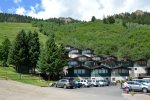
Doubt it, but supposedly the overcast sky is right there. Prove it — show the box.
[0,0,150,21]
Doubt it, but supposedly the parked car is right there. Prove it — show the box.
[89,80,99,87]
[123,81,150,93]
[102,80,109,86]
[97,80,108,86]
[78,79,91,87]
[72,80,82,88]
[55,79,74,89]
[91,80,99,87]
[133,79,150,86]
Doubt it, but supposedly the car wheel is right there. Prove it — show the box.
[82,84,86,88]
[142,88,148,93]
[63,85,67,89]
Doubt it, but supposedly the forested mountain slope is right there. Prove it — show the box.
[0,12,150,61]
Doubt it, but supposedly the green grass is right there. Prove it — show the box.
[0,67,50,86]
[0,22,47,44]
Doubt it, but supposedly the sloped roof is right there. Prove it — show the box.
[91,65,111,69]
[111,65,130,69]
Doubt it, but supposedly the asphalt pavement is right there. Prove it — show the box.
[1,79,149,100]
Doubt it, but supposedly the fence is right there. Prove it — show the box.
[0,71,42,81]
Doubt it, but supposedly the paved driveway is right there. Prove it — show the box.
[0,79,149,100]
[53,85,127,100]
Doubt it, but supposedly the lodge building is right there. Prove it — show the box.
[64,45,150,82]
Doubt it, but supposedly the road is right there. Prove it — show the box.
[0,79,149,100]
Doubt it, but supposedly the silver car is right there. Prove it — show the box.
[133,79,150,86]
[55,79,74,89]
[97,80,108,86]
[123,81,150,93]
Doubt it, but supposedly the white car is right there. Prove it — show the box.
[89,80,99,87]
[78,80,91,87]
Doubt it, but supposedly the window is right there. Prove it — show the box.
[112,78,115,81]
[82,50,92,54]
[78,69,81,74]
[61,80,67,82]
[95,70,98,74]
[118,69,122,73]
[85,61,94,66]
[102,69,105,73]
[122,69,125,73]
[68,61,78,66]
[78,57,87,61]
[127,82,134,84]
[105,69,108,73]
[92,57,100,61]
[69,50,79,54]
[74,69,85,74]
[81,69,85,74]
[98,69,102,73]
[74,69,77,74]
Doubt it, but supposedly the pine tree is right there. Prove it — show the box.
[37,33,57,79]
[8,30,28,73]
[0,37,11,67]
[54,44,67,78]
[107,16,115,24]
[28,31,40,73]
[91,16,96,22]
[103,17,107,24]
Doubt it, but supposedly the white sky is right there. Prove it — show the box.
[15,0,150,21]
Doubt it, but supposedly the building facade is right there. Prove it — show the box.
[64,45,150,81]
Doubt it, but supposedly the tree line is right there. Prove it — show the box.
[0,30,66,80]
[0,13,79,24]
[0,13,42,23]
[114,10,150,25]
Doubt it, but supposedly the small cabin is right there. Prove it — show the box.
[101,59,117,68]
[106,55,117,60]
[111,66,129,81]
[68,59,79,67]
[91,65,111,80]
[77,55,89,61]
[64,45,74,52]
[68,48,81,58]
[84,60,96,68]
[82,48,94,57]
[134,59,147,67]
[117,59,133,68]
[91,55,104,62]
[66,66,91,77]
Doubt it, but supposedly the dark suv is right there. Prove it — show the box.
[55,79,75,89]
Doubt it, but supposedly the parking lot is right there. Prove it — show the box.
[0,79,150,100]
[53,85,127,100]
